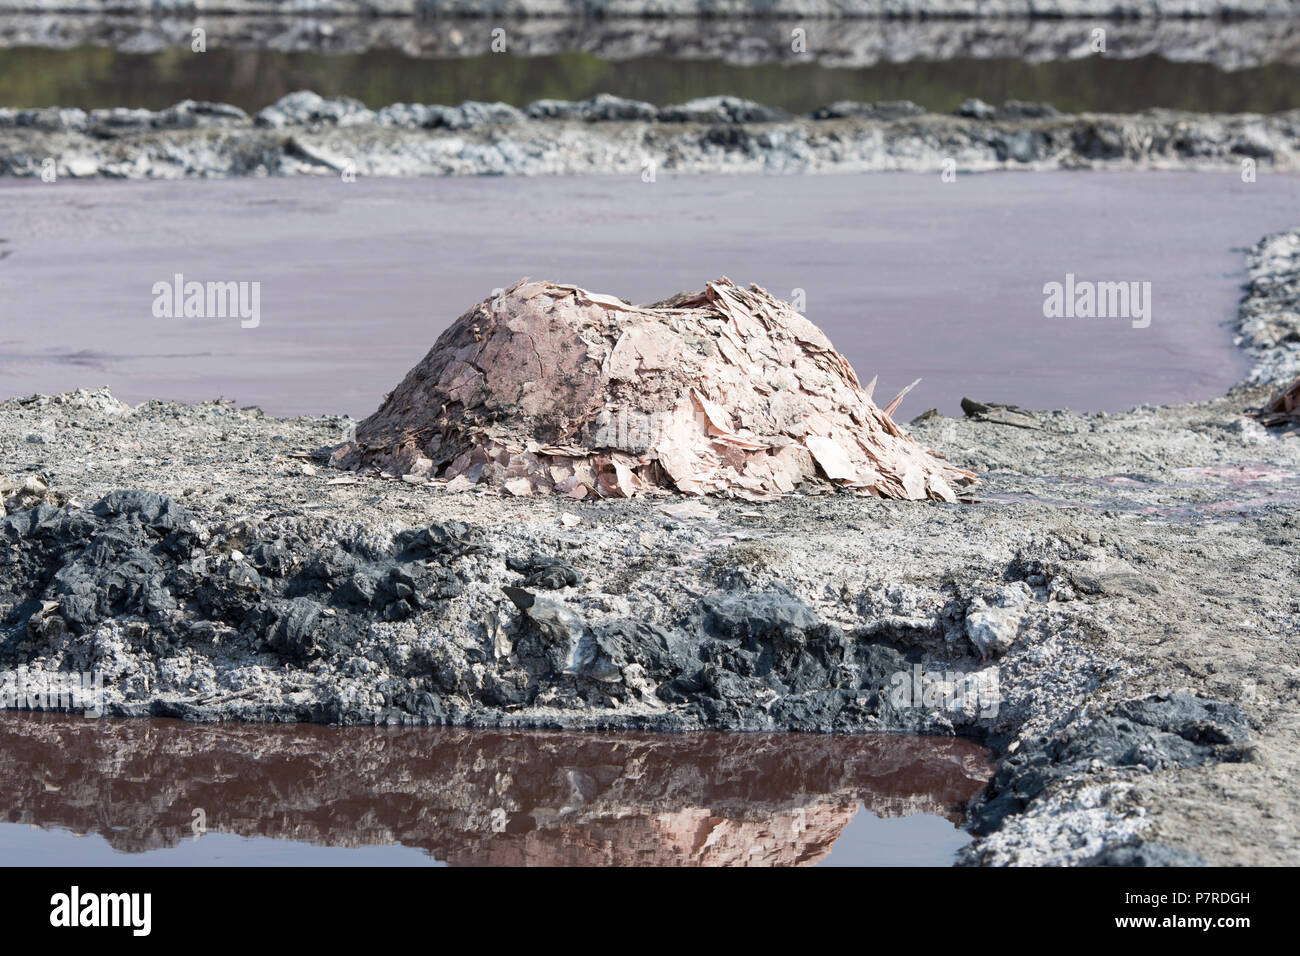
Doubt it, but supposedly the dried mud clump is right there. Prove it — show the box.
[333,278,975,502]
[1258,374,1300,427]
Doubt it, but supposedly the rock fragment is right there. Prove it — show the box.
[811,100,925,121]
[961,397,1044,430]
[2,474,51,514]
[964,583,1032,659]
[955,98,996,120]
[1256,374,1300,426]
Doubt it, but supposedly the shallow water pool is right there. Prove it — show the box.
[0,712,993,866]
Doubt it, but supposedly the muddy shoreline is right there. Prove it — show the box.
[3,229,1300,864]
[4,385,1295,865]
[3,91,1298,178]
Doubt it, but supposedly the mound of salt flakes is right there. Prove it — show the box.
[333,278,977,502]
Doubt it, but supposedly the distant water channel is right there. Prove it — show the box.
[3,48,1300,115]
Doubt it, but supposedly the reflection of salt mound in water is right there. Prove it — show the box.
[335,278,975,502]
[487,803,862,867]
[0,714,992,866]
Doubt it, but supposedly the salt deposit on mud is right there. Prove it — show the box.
[3,376,1297,866]
[3,91,1298,179]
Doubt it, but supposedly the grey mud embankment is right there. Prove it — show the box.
[3,15,1300,69]
[0,0,1295,15]
[3,231,1300,865]
[3,90,1298,178]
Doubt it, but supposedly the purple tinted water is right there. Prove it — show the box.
[1,171,1296,419]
